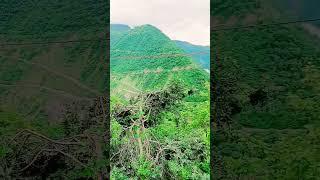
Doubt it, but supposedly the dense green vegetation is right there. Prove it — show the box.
[110,24,210,179]
[212,0,320,179]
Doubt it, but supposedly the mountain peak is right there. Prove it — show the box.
[131,24,164,35]
[112,24,181,54]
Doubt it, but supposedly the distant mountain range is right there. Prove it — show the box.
[174,40,210,70]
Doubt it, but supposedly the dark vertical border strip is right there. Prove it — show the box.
[210,0,214,178]
[210,0,222,179]
[104,0,110,179]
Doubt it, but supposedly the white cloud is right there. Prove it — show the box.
[111,0,210,46]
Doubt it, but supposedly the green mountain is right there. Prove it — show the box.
[111,24,208,93]
[212,1,320,179]
[110,24,210,71]
[175,40,210,70]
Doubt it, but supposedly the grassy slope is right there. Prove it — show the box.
[212,0,320,178]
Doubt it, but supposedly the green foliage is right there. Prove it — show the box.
[119,87,210,179]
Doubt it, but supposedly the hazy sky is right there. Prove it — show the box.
[111,0,210,46]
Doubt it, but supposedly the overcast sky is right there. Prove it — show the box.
[111,0,210,46]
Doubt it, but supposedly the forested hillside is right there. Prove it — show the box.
[110,24,210,179]
[0,1,109,179]
[212,0,320,179]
